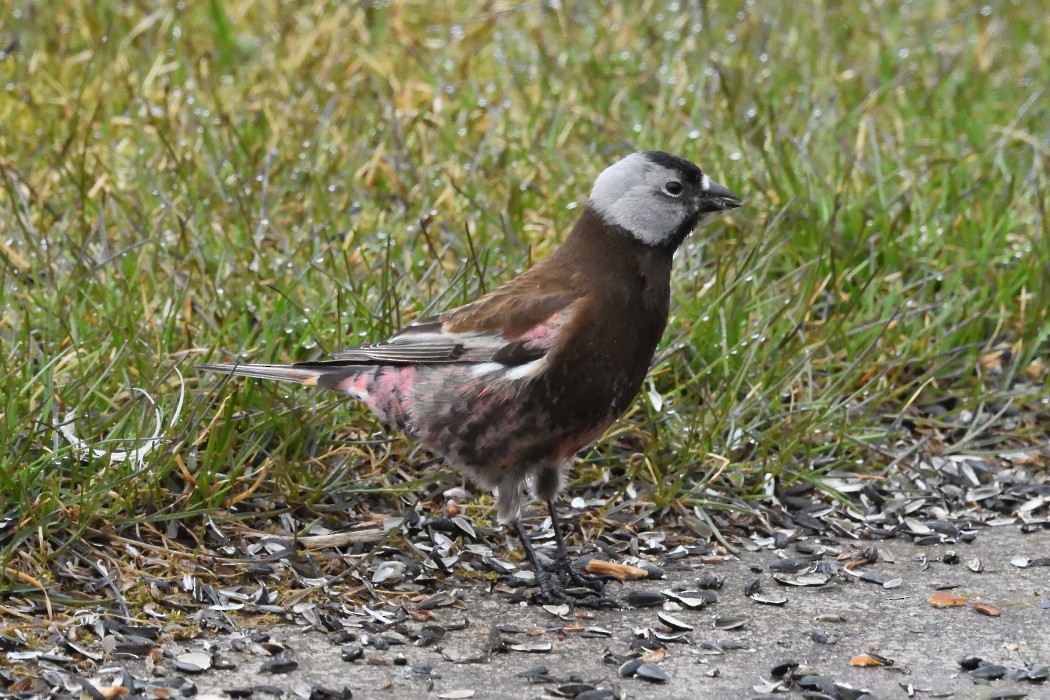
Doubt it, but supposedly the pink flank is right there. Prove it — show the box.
[367,366,416,426]
[349,374,370,399]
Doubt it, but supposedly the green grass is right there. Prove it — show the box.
[1,1,1047,590]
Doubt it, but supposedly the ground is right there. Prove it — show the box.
[6,528,1048,699]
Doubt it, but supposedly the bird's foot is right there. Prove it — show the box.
[531,566,619,609]
[511,509,619,609]
[553,555,605,594]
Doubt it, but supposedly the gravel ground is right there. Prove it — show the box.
[113,526,1050,700]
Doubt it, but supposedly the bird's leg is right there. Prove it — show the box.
[513,517,575,605]
[545,498,604,594]
[511,506,615,608]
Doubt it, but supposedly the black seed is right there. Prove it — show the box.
[252,685,284,696]
[770,658,799,677]
[483,556,514,574]
[959,656,984,670]
[173,660,208,674]
[713,613,747,630]
[970,663,1008,680]
[625,590,665,608]
[809,629,840,644]
[213,655,237,670]
[0,633,26,651]
[619,658,643,677]
[114,634,156,654]
[797,675,837,695]
[576,690,615,700]
[987,690,1028,699]
[643,564,665,580]
[73,678,105,700]
[835,684,872,700]
[341,645,364,662]
[557,682,596,695]
[633,662,669,683]
[657,612,693,631]
[580,626,613,638]
[629,639,667,653]
[414,625,446,647]
[309,687,353,700]
[226,689,253,698]
[261,653,298,674]
[168,678,197,696]
[120,669,137,694]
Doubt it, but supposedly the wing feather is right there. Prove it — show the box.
[323,290,580,368]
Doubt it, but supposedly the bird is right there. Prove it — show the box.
[199,151,740,605]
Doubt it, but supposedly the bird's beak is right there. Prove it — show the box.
[698,180,741,213]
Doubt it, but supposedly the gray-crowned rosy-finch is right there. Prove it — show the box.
[200,151,740,605]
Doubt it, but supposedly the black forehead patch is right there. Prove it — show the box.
[641,151,702,183]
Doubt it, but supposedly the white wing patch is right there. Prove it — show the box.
[470,361,504,377]
[503,356,549,381]
[469,357,549,379]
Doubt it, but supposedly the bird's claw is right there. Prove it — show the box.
[533,568,619,609]
[560,562,603,592]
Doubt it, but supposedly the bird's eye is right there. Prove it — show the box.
[662,180,683,197]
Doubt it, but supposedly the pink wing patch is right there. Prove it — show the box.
[510,307,574,352]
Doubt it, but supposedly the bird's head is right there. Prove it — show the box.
[588,151,740,250]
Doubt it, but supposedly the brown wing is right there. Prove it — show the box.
[326,271,581,367]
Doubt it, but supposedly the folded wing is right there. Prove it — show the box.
[319,290,579,370]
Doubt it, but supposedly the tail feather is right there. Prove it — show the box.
[197,362,326,386]
[200,361,414,430]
